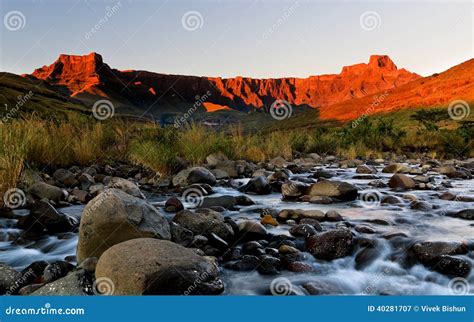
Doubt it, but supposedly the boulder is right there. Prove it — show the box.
[77,189,170,262]
[95,238,224,295]
[239,176,271,195]
[382,163,411,173]
[0,264,21,295]
[28,182,66,203]
[388,174,416,190]
[306,229,353,260]
[237,221,268,241]
[356,165,377,174]
[305,181,358,201]
[172,209,234,243]
[32,270,90,295]
[449,209,474,220]
[164,197,184,213]
[106,177,144,198]
[172,167,217,186]
[53,169,78,187]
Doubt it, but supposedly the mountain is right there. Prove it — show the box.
[318,58,474,121]
[29,53,420,116]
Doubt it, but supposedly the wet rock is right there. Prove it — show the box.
[226,255,260,271]
[165,197,184,213]
[77,173,95,190]
[278,209,325,222]
[325,210,344,222]
[170,222,194,247]
[368,180,387,188]
[299,218,323,229]
[237,221,268,241]
[312,169,334,179]
[77,189,171,262]
[0,263,21,295]
[437,165,472,179]
[200,195,236,209]
[281,181,307,199]
[413,175,430,183]
[189,235,208,249]
[17,200,78,234]
[29,182,67,203]
[32,270,89,295]
[173,209,234,243]
[43,261,75,283]
[53,168,78,187]
[215,160,240,178]
[258,256,281,275]
[240,176,271,195]
[208,232,229,250]
[211,169,230,180]
[303,280,344,295]
[106,177,144,199]
[242,241,265,256]
[306,229,354,260]
[356,165,377,174]
[289,224,320,237]
[306,195,334,204]
[278,244,300,254]
[70,189,91,204]
[95,238,224,295]
[410,200,432,211]
[355,224,376,234]
[449,209,474,220]
[388,174,416,190]
[412,241,468,265]
[261,215,278,226]
[306,180,358,201]
[381,195,402,205]
[269,156,287,168]
[172,167,217,187]
[433,255,471,277]
[287,262,314,272]
[355,244,380,269]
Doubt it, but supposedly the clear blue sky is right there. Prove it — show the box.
[0,0,472,78]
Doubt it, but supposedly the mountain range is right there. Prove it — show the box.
[5,53,474,122]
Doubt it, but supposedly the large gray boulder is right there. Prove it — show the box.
[76,189,170,262]
[172,167,216,187]
[28,182,67,203]
[306,229,354,260]
[95,238,224,295]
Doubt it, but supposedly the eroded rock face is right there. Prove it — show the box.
[305,181,358,201]
[76,189,170,262]
[95,238,224,295]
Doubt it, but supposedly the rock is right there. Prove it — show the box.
[215,160,239,178]
[77,173,95,191]
[277,209,326,222]
[381,195,402,204]
[200,195,236,209]
[206,153,228,166]
[17,200,78,234]
[356,165,377,174]
[237,221,268,241]
[312,170,334,179]
[382,163,411,173]
[306,180,358,201]
[412,241,468,265]
[325,210,344,222]
[241,241,265,256]
[226,255,260,271]
[164,197,184,213]
[53,168,78,187]
[189,235,208,249]
[306,229,353,260]
[208,232,229,250]
[0,264,21,295]
[449,209,474,220]
[258,256,281,275]
[77,189,170,262]
[32,270,90,295]
[410,200,432,211]
[287,261,314,272]
[268,170,291,182]
[43,261,75,283]
[211,169,230,180]
[170,222,194,247]
[388,174,416,190]
[70,189,91,203]
[173,209,234,243]
[269,156,287,168]
[289,224,320,237]
[240,176,271,195]
[307,196,334,204]
[355,224,376,234]
[413,175,430,183]
[261,214,278,226]
[29,182,67,203]
[439,192,457,201]
[433,255,471,277]
[172,167,216,187]
[303,280,344,295]
[106,177,144,198]
[281,181,307,199]
[98,238,225,295]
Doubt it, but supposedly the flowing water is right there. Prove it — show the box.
[1,165,473,295]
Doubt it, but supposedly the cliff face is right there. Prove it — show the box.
[30,53,420,115]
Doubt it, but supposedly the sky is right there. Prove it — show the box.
[0,0,472,78]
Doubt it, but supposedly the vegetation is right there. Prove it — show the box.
[0,106,472,205]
